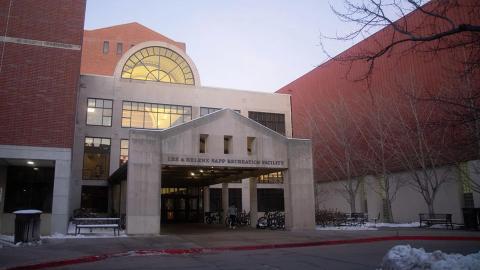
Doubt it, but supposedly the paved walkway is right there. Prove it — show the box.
[0,224,479,270]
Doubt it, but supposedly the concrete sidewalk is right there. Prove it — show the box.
[1,225,479,270]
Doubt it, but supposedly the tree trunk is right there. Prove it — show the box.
[383,199,393,223]
[349,193,356,213]
[427,202,435,215]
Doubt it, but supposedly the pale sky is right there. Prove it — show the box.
[84,0,361,92]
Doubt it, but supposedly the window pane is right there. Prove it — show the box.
[104,100,112,109]
[122,118,131,127]
[123,102,131,110]
[103,108,112,117]
[131,111,144,128]
[88,99,96,107]
[83,137,111,180]
[86,108,103,125]
[157,113,171,128]
[103,117,111,126]
[144,111,157,129]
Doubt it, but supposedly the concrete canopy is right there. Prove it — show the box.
[126,109,315,235]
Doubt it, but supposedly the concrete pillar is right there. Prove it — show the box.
[0,166,6,233]
[222,183,229,222]
[284,139,315,230]
[51,159,72,234]
[241,178,250,212]
[126,131,162,235]
[249,177,258,228]
[203,187,210,212]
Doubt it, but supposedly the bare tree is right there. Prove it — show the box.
[390,80,453,215]
[301,89,364,213]
[323,0,480,79]
[354,89,406,221]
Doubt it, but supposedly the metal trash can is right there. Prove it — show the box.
[13,209,42,243]
[462,208,480,230]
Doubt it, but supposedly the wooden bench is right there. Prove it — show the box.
[419,213,453,229]
[335,213,368,226]
[73,218,120,236]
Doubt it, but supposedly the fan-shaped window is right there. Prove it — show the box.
[121,46,195,85]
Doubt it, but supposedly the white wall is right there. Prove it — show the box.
[316,163,469,224]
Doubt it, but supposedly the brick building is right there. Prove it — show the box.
[0,0,86,235]
[277,0,480,223]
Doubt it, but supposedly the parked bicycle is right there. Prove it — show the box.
[256,211,285,230]
[205,211,221,224]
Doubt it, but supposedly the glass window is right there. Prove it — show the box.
[103,41,109,54]
[200,107,240,117]
[247,137,256,155]
[199,134,208,154]
[257,189,284,212]
[3,166,54,213]
[209,188,222,212]
[229,188,242,210]
[116,42,123,55]
[120,139,129,166]
[82,137,111,180]
[121,101,192,129]
[121,46,195,85]
[224,136,232,154]
[257,171,284,184]
[248,111,286,135]
[86,98,113,126]
[81,186,108,213]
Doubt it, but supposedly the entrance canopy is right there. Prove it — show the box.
[122,109,315,235]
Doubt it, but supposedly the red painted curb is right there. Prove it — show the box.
[6,235,480,270]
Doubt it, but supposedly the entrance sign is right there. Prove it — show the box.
[164,155,287,168]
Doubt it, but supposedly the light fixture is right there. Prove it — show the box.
[199,169,204,173]
[190,172,195,176]
[27,161,34,165]
[87,108,95,113]
[33,167,39,171]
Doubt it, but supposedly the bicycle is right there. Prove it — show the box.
[205,211,221,224]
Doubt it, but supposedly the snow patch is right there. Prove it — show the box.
[381,245,480,270]
[316,225,378,231]
[13,209,42,214]
[367,222,420,228]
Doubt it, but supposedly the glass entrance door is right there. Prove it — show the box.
[161,187,202,223]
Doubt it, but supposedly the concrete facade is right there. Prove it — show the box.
[125,110,315,234]
[315,162,480,224]
[72,40,292,214]
[0,145,72,234]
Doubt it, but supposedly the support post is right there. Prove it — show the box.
[222,183,229,223]
[284,139,315,230]
[249,177,258,228]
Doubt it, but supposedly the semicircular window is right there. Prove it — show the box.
[121,46,195,85]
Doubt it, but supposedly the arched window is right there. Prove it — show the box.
[121,46,195,85]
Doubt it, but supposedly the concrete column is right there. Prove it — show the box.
[249,177,258,228]
[203,187,210,212]
[222,183,229,222]
[51,159,72,234]
[126,131,162,235]
[284,139,315,230]
[0,166,6,233]
[241,178,250,212]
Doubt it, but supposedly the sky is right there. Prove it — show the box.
[84,0,361,92]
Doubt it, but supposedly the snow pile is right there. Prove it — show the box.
[368,222,420,228]
[43,232,127,239]
[381,245,480,270]
[316,225,378,231]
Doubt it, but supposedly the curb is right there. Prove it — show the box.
[6,235,480,270]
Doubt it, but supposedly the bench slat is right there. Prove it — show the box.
[76,224,119,228]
